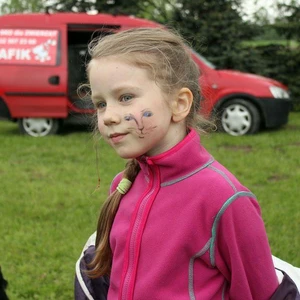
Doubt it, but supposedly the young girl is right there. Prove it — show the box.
[75,28,299,300]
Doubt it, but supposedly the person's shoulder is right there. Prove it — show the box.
[191,158,257,213]
[202,159,250,194]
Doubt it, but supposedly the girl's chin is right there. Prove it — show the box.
[111,144,149,159]
[115,151,144,160]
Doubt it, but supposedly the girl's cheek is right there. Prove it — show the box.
[97,115,105,134]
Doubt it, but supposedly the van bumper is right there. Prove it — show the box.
[257,97,293,128]
[0,98,11,120]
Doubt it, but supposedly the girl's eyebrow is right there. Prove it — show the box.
[91,85,143,102]
[91,94,104,104]
[112,85,143,95]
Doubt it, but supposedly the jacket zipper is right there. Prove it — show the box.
[120,162,160,300]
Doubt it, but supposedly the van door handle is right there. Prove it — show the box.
[48,75,60,85]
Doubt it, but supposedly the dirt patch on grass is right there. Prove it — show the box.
[267,174,290,182]
[286,124,300,131]
[275,142,300,152]
[29,170,47,181]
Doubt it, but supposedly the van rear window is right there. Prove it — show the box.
[0,29,59,65]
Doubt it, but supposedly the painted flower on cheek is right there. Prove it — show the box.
[124,109,157,138]
[142,110,153,117]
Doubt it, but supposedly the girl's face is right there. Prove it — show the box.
[89,57,183,158]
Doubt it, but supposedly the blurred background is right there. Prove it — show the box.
[1,0,299,111]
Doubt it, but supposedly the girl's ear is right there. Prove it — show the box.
[171,88,193,123]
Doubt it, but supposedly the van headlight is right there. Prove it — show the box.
[270,86,290,99]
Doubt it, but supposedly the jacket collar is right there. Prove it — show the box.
[137,129,214,186]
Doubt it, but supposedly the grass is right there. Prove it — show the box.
[1,114,300,299]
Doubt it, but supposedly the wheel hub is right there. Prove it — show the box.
[22,118,54,137]
[222,104,251,136]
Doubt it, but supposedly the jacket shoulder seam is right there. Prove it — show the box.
[209,191,257,267]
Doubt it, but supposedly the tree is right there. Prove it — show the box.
[0,0,45,14]
[273,0,300,42]
[46,0,92,13]
[168,0,256,68]
[48,0,148,15]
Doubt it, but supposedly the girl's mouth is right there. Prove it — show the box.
[110,133,127,143]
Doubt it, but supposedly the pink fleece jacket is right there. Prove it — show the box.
[108,129,278,300]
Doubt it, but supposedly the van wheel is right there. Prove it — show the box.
[219,99,261,136]
[18,118,60,137]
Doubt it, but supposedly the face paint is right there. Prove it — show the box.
[124,109,157,138]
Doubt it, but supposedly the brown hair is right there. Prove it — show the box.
[85,27,213,277]
[89,159,140,277]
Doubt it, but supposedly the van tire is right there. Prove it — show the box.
[219,99,261,136]
[18,118,60,137]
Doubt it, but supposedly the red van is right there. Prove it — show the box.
[0,12,292,136]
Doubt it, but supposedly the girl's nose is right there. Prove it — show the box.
[103,107,121,126]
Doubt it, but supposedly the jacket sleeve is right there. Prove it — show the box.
[271,256,300,299]
[270,271,300,300]
[75,233,110,300]
[214,194,279,300]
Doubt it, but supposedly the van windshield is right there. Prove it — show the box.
[190,49,216,69]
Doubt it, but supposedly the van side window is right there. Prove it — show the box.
[0,29,59,66]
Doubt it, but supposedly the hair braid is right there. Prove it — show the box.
[88,159,140,277]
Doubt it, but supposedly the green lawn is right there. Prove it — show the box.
[1,114,300,299]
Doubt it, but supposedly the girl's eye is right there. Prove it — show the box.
[120,95,133,102]
[95,101,106,109]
